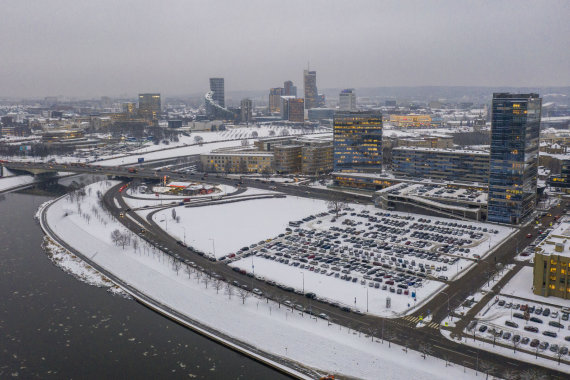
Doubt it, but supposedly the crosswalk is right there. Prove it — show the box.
[402,315,440,329]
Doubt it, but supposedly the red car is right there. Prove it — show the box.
[526,233,532,238]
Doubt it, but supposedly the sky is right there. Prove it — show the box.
[1,0,569,98]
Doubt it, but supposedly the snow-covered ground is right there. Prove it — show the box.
[230,256,444,317]
[41,235,128,298]
[123,183,238,209]
[500,266,570,309]
[151,196,328,257]
[43,180,479,380]
[0,173,36,192]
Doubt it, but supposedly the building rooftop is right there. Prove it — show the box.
[393,146,489,156]
[536,217,570,258]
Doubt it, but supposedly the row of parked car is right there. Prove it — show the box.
[468,321,570,356]
[469,299,570,358]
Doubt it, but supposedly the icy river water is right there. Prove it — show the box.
[0,191,287,379]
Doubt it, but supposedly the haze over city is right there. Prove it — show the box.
[1,0,569,98]
[2,1,570,379]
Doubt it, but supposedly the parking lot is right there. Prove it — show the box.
[467,295,570,359]
[228,205,512,316]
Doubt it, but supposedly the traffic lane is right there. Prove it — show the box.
[105,184,569,378]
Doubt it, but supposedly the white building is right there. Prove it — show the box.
[339,89,356,111]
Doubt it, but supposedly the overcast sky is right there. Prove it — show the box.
[1,0,569,98]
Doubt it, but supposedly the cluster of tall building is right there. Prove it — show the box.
[330,93,543,225]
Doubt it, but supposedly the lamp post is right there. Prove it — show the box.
[208,238,216,257]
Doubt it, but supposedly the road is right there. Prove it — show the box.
[14,159,570,377]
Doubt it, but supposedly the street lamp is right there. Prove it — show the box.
[208,238,216,257]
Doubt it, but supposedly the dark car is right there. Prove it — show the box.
[505,320,519,328]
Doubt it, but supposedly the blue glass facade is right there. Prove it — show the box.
[488,93,541,224]
[333,111,382,173]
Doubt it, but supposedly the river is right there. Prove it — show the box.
[0,190,288,379]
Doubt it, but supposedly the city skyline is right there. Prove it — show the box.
[1,0,569,98]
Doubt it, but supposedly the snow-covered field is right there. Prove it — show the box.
[151,196,329,257]
[43,180,479,380]
[500,266,570,309]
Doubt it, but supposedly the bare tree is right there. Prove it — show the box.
[172,260,182,275]
[237,288,251,304]
[241,138,249,146]
[111,229,122,245]
[213,279,223,294]
[503,369,519,380]
[479,361,496,380]
[327,198,347,218]
[171,208,176,220]
[184,264,193,278]
[225,283,233,300]
[268,130,276,136]
[261,165,272,179]
[418,343,433,359]
[193,135,203,145]
[443,354,451,367]
[384,327,397,348]
[520,368,548,380]
[132,238,139,252]
[202,276,210,289]
[367,328,377,342]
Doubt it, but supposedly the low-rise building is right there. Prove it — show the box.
[201,150,273,174]
[392,147,489,184]
[389,114,432,128]
[533,218,570,299]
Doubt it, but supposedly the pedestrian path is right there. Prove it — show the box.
[401,315,440,329]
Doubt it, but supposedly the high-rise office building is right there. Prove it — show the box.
[240,98,253,123]
[269,87,283,113]
[488,93,541,224]
[339,89,356,111]
[209,78,225,108]
[283,80,297,97]
[333,111,383,173]
[281,96,304,122]
[138,93,161,120]
[287,98,304,123]
[303,70,318,109]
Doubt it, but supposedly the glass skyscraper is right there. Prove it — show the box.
[209,78,225,108]
[303,70,318,109]
[488,93,541,224]
[333,111,382,173]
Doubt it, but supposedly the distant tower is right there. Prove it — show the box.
[339,89,356,111]
[487,93,541,224]
[240,98,253,124]
[269,88,283,113]
[303,69,318,109]
[138,93,161,120]
[283,80,297,97]
[209,78,225,108]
